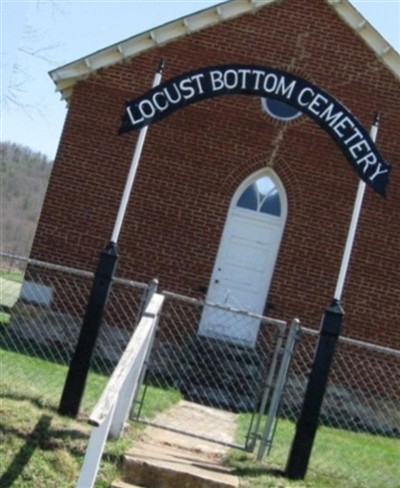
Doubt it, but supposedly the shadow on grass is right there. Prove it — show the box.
[0,414,52,488]
[225,452,287,479]
[0,422,89,448]
[233,465,286,478]
[0,390,59,411]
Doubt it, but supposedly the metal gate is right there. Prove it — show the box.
[131,291,300,455]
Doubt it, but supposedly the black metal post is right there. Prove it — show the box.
[285,299,344,479]
[58,241,118,417]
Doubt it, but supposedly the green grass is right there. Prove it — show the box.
[0,268,23,325]
[1,348,399,487]
[0,268,24,283]
[225,412,400,488]
[0,312,10,325]
[1,349,108,412]
[1,349,181,416]
[0,396,131,488]
[0,348,181,487]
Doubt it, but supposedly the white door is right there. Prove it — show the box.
[198,171,286,347]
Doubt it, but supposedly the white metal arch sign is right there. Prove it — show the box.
[119,64,391,196]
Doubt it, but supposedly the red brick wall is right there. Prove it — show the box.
[31,0,400,348]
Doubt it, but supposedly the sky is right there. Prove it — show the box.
[1,0,399,161]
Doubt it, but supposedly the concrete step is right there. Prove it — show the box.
[121,442,239,488]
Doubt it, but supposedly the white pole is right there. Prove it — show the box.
[111,60,164,244]
[334,114,380,301]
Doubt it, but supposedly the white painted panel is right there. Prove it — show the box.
[199,213,282,346]
[199,171,286,347]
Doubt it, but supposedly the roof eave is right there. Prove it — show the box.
[50,0,275,101]
[50,0,400,103]
[328,0,400,79]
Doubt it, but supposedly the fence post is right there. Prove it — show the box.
[58,242,118,417]
[135,278,159,326]
[246,323,285,452]
[285,300,344,479]
[257,318,300,461]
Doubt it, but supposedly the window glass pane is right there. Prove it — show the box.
[261,97,302,121]
[260,191,281,216]
[237,175,282,217]
[255,176,274,196]
[237,184,257,210]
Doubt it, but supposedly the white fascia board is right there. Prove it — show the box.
[328,0,399,81]
[182,8,222,31]
[218,0,271,19]
[150,21,188,45]
[85,48,124,71]
[118,34,157,58]
[50,0,399,102]
[52,76,79,92]
[50,0,278,100]
[50,61,89,82]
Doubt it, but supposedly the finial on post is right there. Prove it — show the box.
[157,59,165,74]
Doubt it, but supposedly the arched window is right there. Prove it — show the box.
[236,175,281,217]
[261,97,302,122]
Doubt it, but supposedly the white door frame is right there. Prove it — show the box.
[199,168,287,346]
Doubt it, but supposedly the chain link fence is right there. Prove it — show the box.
[270,327,400,488]
[0,253,150,411]
[133,290,291,450]
[1,252,399,486]
[133,292,399,487]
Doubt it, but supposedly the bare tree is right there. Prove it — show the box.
[2,1,64,114]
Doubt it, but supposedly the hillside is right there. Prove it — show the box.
[1,141,53,257]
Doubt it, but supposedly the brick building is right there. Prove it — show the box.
[31,0,399,348]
